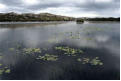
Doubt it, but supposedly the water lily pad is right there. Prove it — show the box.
[77,58,81,62]
[5,69,10,73]
[90,57,103,66]
[0,64,2,66]
[36,54,58,61]
[23,48,41,54]
[9,48,15,51]
[55,46,83,56]
[0,66,11,75]
[83,58,90,64]
[77,57,103,66]
[0,69,4,75]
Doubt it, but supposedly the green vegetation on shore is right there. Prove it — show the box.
[0,12,75,22]
[85,17,120,21]
[0,12,119,22]
[76,18,84,23]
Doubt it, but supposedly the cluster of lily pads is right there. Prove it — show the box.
[0,46,104,78]
[77,57,103,66]
[0,55,11,76]
[8,44,104,66]
[0,66,11,75]
[36,54,58,61]
[9,48,15,51]
[8,46,104,66]
[7,45,104,66]
[55,46,83,56]
[9,46,42,55]
[22,48,41,54]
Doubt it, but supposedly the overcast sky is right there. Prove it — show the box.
[0,0,120,17]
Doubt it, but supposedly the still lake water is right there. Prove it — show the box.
[0,21,120,80]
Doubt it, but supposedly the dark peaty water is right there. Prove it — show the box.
[0,21,120,80]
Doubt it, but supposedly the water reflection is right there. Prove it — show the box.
[0,21,120,80]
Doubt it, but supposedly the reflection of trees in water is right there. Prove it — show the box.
[0,22,67,28]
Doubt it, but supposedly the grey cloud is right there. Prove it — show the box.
[0,0,120,17]
[74,0,119,11]
[0,0,22,6]
[26,3,62,10]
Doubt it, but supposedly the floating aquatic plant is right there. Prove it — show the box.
[0,64,2,66]
[4,69,10,73]
[9,48,15,51]
[36,54,58,61]
[82,58,90,64]
[77,58,81,62]
[90,57,103,66]
[77,57,103,66]
[55,46,83,56]
[0,55,3,59]
[23,48,41,54]
[0,67,10,75]
[16,50,20,54]
[0,69,4,75]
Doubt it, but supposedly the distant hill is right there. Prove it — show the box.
[0,12,119,22]
[0,12,75,22]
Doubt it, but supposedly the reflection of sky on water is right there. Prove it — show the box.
[0,21,119,53]
[0,28,10,42]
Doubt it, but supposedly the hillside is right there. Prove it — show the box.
[0,12,75,22]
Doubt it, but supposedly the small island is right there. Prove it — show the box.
[76,18,84,23]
